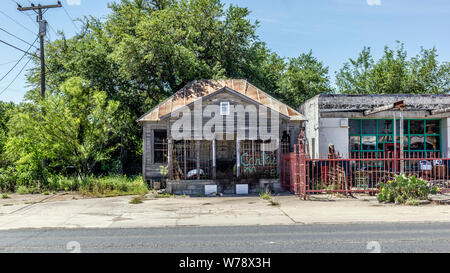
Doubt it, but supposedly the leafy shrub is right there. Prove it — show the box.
[378,175,439,204]
[47,175,80,192]
[16,185,32,195]
[0,167,17,192]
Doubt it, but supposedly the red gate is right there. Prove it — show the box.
[281,130,308,198]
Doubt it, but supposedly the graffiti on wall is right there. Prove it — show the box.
[241,152,278,177]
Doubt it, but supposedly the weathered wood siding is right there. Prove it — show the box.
[168,91,286,140]
[143,122,167,181]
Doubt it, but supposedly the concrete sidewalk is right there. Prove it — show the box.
[0,193,449,230]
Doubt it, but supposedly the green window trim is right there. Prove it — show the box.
[349,119,442,157]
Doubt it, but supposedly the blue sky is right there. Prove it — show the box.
[0,0,449,103]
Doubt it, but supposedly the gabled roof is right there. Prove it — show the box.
[137,79,306,123]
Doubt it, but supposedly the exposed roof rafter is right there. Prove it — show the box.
[364,101,405,116]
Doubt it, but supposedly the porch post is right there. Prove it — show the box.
[168,138,174,180]
[262,143,265,166]
[212,137,217,180]
[277,121,283,179]
[197,140,201,180]
[252,140,255,160]
[167,120,174,180]
[236,138,241,178]
[184,140,187,180]
[277,138,282,178]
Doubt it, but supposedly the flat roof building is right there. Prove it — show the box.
[300,94,450,159]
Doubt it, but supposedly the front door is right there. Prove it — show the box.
[216,140,237,179]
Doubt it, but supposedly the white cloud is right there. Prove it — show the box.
[366,0,381,6]
[66,0,81,6]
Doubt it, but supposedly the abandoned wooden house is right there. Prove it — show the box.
[137,79,306,195]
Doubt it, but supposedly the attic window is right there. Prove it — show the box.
[220,102,230,116]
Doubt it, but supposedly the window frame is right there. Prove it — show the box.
[153,130,168,164]
[348,118,442,158]
[220,101,230,116]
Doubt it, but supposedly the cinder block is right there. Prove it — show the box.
[236,184,249,195]
[205,185,218,195]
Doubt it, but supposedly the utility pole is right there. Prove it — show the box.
[17,2,62,98]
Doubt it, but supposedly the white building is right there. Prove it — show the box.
[300,94,450,159]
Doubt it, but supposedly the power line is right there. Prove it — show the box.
[0,9,35,36]
[62,5,80,32]
[0,60,20,66]
[0,27,39,49]
[0,37,38,82]
[0,38,39,58]
[0,56,33,97]
[47,22,58,38]
[24,11,39,26]
[8,0,39,26]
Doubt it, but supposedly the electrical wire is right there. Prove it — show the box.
[46,22,58,39]
[7,1,38,35]
[24,10,39,26]
[0,60,20,66]
[0,56,33,96]
[0,9,35,35]
[0,37,38,82]
[62,5,80,32]
[0,27,38,49]
[0,38,39,58]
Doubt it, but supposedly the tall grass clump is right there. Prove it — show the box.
[3,173,148,197]
[78,175,148,197]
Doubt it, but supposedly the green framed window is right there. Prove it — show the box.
[349,119,442,158]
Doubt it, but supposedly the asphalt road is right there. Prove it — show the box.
[1,223,450,253]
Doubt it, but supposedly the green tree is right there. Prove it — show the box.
[24,0,289,175]
[26,17,145,175]
[407,47,450,94]
[275,51,333,108]
[336,42,450,94]
[0,101,14,167]
[6,77,119,181]
[335,46,374,94]
[106,0,262,92]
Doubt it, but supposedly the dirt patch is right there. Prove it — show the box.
[0,192,91,207]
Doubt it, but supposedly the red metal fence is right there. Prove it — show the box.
[282,134,450,199]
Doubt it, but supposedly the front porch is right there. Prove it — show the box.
[166,139,290,195]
